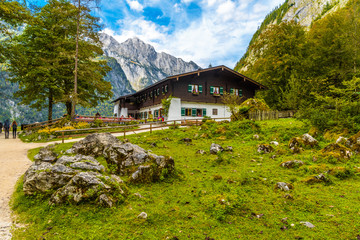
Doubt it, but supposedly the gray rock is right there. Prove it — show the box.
[99,194,114,208]
[134,192,144,198]
[270,141,279,146]
[210,143,224,154]
[225,146,233,152]
[280,160,304,168]
[71,133,120,157]
[137,212,148,219]
[65,148,75,154]
[275,182,293,191]
[302,134,318,147]
[196,150,206,155]
[300,221,315,228]
[253,134,260,139]
[70,161,105,172]
[34,146,58,163]
[257,144,273,154]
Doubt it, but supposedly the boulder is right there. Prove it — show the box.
[345,132,360,153]
[34,146,58,163]
[275,182,293,191]
[288,137,304,153]
[49,171,127,207]
[210,143,224,154]
[302,134,318,147]
[257,144,273,154]
[270,141,279,146]
[335,136,347,145]
[303,173,330,184]
[280,160,304,168]
[71,132,120,157]
[322,143,352,160]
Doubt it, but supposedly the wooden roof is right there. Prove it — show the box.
[113,65,266,102]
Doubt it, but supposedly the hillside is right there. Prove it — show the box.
[234,0,350,72]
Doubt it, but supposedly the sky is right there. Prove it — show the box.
[31,0,285,68]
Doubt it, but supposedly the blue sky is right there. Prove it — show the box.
[29,0,285,68]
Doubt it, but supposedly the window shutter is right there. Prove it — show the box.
[203,108,206,116]
[188,85,193,93]
[199,85,203,93]
[192,108,196,117]
[220,87,224,95]
[239,89,243,96]
[230,88,234,95]
[210,86,214,94]
[181,108,185,116]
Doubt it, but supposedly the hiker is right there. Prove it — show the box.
[4,119,10,139]
[12,120,17,139]
[0,121,2,134]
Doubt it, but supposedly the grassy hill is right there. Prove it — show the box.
[11,119,360,239]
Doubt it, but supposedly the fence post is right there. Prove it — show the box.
[123,127,126,137]
[150,124,152,134]
[62,132,64,144]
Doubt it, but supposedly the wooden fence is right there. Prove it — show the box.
[248,110,296,121]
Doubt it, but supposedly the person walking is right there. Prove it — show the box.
[0,121,2,134]
[4,119,10,139]
[12,120,18,139]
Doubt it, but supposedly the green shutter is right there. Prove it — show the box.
[239,89,243,96]
[188,85,192,92]
[220,87,224,95]
[192,108,197,117]
[181,108,185,116]
[199,85,203,93]
[230,88,234,95]
[203,108,206,116]
[210,86,214,94]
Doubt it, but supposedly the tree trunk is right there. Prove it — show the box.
[71,0,80,120]
[66,101,72,116]
[48,91,53,121]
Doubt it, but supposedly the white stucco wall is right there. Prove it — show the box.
[113,101,120,116]
[119,107,128,118]
[167,98,181,121]
[178,101,231,120]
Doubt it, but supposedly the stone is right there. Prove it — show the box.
[257,144,273,154]
[275,182,293,191]
[34,146,58,163]
[270,141,279,146]
[345,131,360,153]
[335,136,347,145]
[134,192,144,198]
[65,148,75,154]
[210,143,224,154]
[302,134,318,147]
[304,172,331,184]
[253,134,260,140]
[71,132,120,157]
[300,221,315,228]
[180,138,192,142]
[280,160,304,168]
[49,171,127,206]
[288,137,304,153]
[137,212,147,219]
[322,143,352,160]
[196,150,206,155]
[225,146,233,152]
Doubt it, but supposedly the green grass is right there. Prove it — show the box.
[11,118,360,239]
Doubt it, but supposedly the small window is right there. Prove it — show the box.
[185,108,192,116]
[165,85,168,92]
[150,91,153,98]
[230,88,243,96]
[212,108,218,115]
[157,88,160,95]
[210,86,223,96]
[188,84,202,95]
[162,86,164,94]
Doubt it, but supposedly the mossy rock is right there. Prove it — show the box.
[322,143,352,160]
[308,126,320,137]
[288,137,304,153]
[345,131,360,153]
[303,173,331,184]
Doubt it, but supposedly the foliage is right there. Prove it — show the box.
[161,95,173,117]
[11,118,360,239]
[5,0,112,121]
[220,92,244,120]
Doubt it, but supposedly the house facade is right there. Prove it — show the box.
[113,66,266,121]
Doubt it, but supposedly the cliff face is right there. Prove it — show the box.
[234,0,349,72]
[100,33,200,92]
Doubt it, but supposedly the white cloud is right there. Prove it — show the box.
[102,0,287,68]
[126,0,143,12]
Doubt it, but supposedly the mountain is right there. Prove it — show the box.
[0,34,200,122]
[100,33,200,93]
[234,0,349,72]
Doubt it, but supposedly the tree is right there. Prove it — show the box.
[7,0,111,120]
[245,21,309,110]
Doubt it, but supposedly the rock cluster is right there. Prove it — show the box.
[23,133,175,206]
[257,144,273,154]
[288,134,318,153]
[280,160,304,168]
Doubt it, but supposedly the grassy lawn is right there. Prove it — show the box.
[11,118,360,239]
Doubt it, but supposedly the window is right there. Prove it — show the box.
[150,91,153,98]
[181,108,206,117]
[188,84,203,95]
[210,86,223,95]
[212,108,218,115]
[165,85,168,93]
[154,109,159,118]
[157,88,160,95]
[230,88,243,96]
